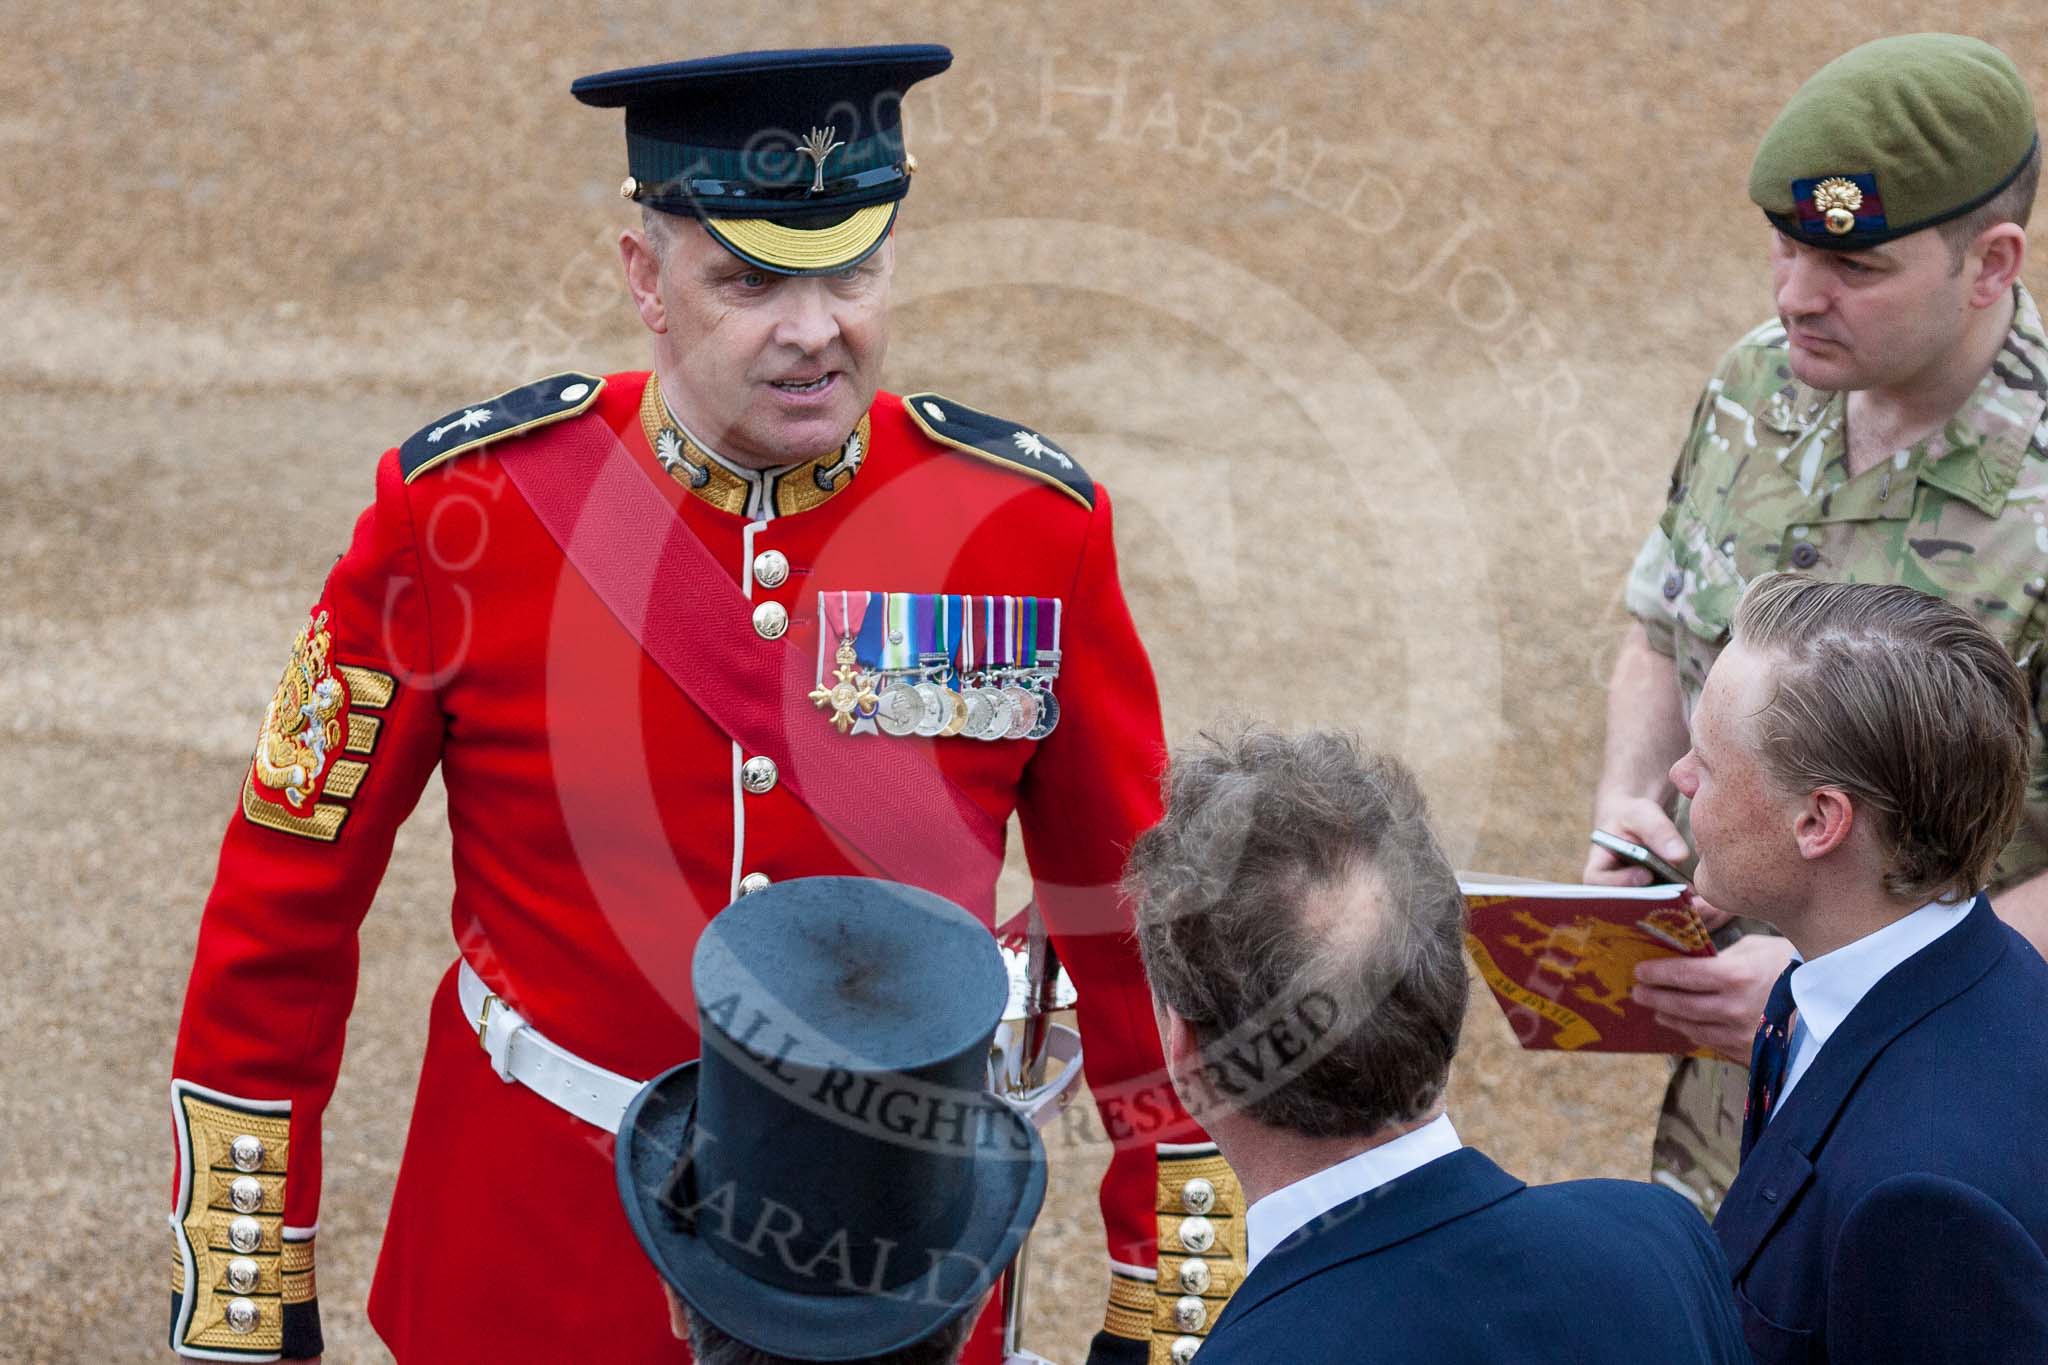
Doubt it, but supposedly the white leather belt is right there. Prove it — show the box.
[994,1024,1086,1130]
[455,960,1084,1137]
[457,960,641,1134]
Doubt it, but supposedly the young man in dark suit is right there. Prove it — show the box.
[1677,573,2048,1363]
[1122,725,1750,1364]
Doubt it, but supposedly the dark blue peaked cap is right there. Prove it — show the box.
[573,45,952,275]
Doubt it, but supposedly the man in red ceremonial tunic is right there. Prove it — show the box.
[167,44,1235,1365]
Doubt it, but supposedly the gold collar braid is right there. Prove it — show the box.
[639,373,869,519]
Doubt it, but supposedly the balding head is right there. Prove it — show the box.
[1124,723,1468,1138]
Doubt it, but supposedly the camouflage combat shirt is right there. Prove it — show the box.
[1624,282,2048,1211]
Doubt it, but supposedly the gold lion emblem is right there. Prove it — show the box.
[1502,911,1675,1018]
[1813,177,1864,236]
[252,609,349,809]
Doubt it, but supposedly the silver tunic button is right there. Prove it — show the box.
[225,1297,260,1334]
[226,1257,260,1294]
[752,550,790,589]
[752,600,789,640]
[1178,1257,1213,1294]
[739,872,772,896]
[1174,1295,1208,1332]
[1171,1336,1203,1364]
[228,1216,263,1253]
[740,756,779,795]
[1181,1176,1216,1215]
[1177,1215,1215,1253]
[229,1134,265,1172]
[229,1175,265,1213]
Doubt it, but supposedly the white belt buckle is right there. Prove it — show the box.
[476,993,527,1084]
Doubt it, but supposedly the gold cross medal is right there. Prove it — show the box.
[810,638,877,734]
[809,591,878,735]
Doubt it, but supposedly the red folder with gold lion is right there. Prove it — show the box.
[1459,876,1718,1057]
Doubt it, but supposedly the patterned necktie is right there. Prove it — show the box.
[1741,962,1801,1161]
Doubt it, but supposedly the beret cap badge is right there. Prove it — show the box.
[1750,35,2035,250]
[1812,177,1865,235]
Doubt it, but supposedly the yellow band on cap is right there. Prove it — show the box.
[704,202,897,274]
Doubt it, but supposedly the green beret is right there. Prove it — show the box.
[1750,34,2038,250]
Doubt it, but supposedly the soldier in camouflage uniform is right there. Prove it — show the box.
[1584,33,2048,1214]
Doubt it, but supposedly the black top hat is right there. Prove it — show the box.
[615,876,1046,1361]
[572,45,952,276]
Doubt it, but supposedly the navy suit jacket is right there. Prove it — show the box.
[1196,1147,1749,1364]
[1715,895,2048,1363]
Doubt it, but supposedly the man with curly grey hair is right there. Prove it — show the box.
[1125,724,1748,1363]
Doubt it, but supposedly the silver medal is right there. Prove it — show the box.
[981,687,1016,741]
[876,682,922,736]
[1001,686,1036,740]
[912,680,947,737]
[1026,687,1060,739]
[962,688,995,740]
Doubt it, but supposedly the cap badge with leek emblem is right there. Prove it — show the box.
[797,126,846,194]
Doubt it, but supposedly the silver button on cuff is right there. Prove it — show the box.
[227,1216,263,1254]
[225,1297,260,1334]
[229,1135,265,1172]
[1177,1215,1215,1253]
[229,1175,264,1213]
[1181,1176,1216,1214]
[739,872,771,896]
[226,1257,260,1294]
[752,600,789,640]
[740,756,779,795]
[1174,1295,1208,1332]
[752,549,790,589]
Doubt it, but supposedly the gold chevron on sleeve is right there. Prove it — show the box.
[241,775,348,843]
[323,760,370,800]
[335,664,396,711]
[344,713,381,755]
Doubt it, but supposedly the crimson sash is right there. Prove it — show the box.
[497,413,1006,911]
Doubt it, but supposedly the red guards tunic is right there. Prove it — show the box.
[168,372,1195,1362]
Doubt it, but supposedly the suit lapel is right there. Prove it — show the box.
[1717,896,2009,1278]
[1210,1148,1523,1334]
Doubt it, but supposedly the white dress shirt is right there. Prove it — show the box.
[1244,1113,1462,1272]
[1776,897,1972,1110]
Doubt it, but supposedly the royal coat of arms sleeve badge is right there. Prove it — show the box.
[249,607,351,813]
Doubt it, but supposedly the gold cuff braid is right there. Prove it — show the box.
[1105,1266,1154,1340]
[1146,1143,1245,1364]
[171,1081,307,1357]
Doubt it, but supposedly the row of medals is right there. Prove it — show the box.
[829,640,1063,740]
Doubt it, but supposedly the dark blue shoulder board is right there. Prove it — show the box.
[399,372,607,483]
[901,392,1095,509]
